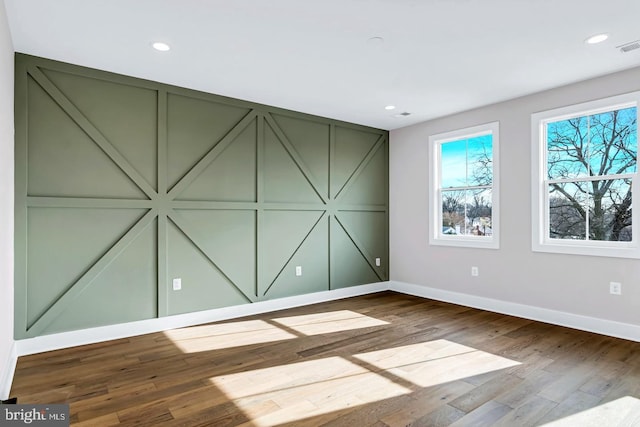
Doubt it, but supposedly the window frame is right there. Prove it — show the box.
[429,121,500,249]
[531,92,640,258]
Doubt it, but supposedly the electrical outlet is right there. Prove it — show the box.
[375,257,381,267]
[172,278,182,291]
[471,266,479,277]
[295,266,302,276]
[610,281,622,295]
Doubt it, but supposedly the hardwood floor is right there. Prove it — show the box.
[10,292,640,426]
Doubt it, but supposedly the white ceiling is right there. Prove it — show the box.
[4,0,640,130]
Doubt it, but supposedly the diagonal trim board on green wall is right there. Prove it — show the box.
[14,54,389,339]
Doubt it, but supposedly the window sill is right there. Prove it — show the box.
[532,240,640,259]
[430,236,499,249]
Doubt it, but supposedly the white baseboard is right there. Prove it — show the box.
[389,280,640,342]
[12,279,640,363]
[16,282,388,356]
[7,279,639,395]
[0,341,17,400]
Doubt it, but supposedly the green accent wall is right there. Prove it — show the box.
[14,54,389,339]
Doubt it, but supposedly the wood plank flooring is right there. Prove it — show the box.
[10,292,640,426]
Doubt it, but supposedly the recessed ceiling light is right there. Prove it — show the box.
[367,36,384,46]
[385,105,396,110]
[585,33,609,44]
[152,42,171,51]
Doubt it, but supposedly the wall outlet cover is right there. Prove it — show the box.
[609,282,622,295]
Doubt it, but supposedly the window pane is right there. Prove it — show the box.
[588,107,637,176]
[588,179,632,242]
[467,188,493,237]
[547,117,589,180]
[441,140,467,188]
[468,134,493,186]
[548,182,586,240]
[441,190,465,235]
[441,189,492,237]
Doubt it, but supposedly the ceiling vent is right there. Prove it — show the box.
[618,40,640,53]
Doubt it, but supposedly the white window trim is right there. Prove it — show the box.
[429,121,500,249]
[531,92,640,259]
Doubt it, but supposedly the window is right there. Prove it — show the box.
[532,92,639,258]
[429,122,499,248]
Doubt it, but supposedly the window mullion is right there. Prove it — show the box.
[585,193,590,242]
[441,184,492,191]
[547,173,636,185]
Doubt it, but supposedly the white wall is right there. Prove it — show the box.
[390,66,640,328]
[0,0,14,399]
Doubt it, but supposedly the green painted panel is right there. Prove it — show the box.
[271,114,330,199]
[42,69,159,191]
[176,118,257,202]
[43,224,158,334]
[340,145,387,205]
[337,211,387,277]
[172,209,256,298]
[265,220,329,299]
[264,122,323,203]
[14,54,388,339]
[26,76,146,199]
[167,93,251,190]
[167,221,249,316]
[261,210,324,292]
[26,208,148,328]
[331,217,380,289]
[332,126,381,198]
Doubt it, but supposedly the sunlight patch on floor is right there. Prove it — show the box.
[270,310,389,335]
[209,339,519,426]
[354,340,520,388]
[210,356,410,426]
[540,396,640,426]
[163,319,297,352]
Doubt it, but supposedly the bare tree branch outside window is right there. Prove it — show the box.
[546,107,636,241]
[440,134,493,236]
